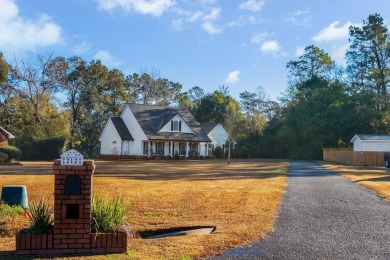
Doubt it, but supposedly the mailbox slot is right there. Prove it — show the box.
[64,175,81,195]
[66,204,80,219]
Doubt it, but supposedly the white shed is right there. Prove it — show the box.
[350,134,390,151]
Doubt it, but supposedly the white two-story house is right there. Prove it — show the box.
[99,103,212,157]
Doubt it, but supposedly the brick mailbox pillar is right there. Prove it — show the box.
[16,154,127,255]
[52,159,94,254]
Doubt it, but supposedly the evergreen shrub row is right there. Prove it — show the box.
[17,136,66,160]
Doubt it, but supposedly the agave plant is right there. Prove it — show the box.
[24,197,53,234]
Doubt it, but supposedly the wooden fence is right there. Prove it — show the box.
[323,148,385,167]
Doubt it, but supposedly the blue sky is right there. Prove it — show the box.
[1,0,390,101]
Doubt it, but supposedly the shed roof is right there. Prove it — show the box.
[127,103,211,142]
[351,134,390,142]
[111,117,134,141]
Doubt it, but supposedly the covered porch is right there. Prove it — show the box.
[143,140,211,157]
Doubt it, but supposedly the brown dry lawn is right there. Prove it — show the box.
[0,159,288,259]
[321,162,390,201]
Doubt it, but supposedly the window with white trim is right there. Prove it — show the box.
[190,143,198,156]
[173,121,179,131]
[143,141,149,155]
[156,142,164,156]
[179,143,186,156]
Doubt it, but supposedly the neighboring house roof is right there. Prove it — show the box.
[0,126,15,139]
[111,117,134,141]
[127,103,211,142]
[201,123,219,135]
[351,134,390,142]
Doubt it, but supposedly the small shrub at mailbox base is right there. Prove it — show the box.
[91,193,130,233]
[24,197,53,234]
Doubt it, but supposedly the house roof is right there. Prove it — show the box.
[201,123,219,135]
[111,117,134,141]
[351,134,390,142]
[127,103,211,142]
[0,126,15,139]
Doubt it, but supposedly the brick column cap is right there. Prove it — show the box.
[53,159,94,165]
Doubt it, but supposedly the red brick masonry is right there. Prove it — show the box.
[16,232,127,255]
[15,159,127,255]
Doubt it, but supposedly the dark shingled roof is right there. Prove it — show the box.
[127,103,211,142]
[201,123,219,135]
[355,134,390,141]
[111,117,134,141]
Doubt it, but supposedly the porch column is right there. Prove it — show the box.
[186,142,189,158]
[171,141,174,156]
[206,143,209,156]
[148,141,151,157]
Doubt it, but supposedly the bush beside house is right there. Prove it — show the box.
[0,152,8,163]
[0,145,22,161]
[213,146,224,158]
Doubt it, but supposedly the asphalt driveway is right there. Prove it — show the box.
[214,161,390,259]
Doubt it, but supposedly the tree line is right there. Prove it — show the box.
[0,13,389,160]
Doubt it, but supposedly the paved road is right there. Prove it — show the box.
[213,161,390,259]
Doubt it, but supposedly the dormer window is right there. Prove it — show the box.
[171,120,182,132]
[173,121,179,131]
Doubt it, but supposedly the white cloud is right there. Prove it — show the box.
[200,0,216,6]
[201,7,222,34]
[332,43,350,66]
[285,7,311,27]
[187,11,203,22]
[226,16,245,28]
[239,0,266,12]
[203,7,220,21]
[312,21,353,43]
[97,0,176,17]
[170,19,184,31]
[170,10,204,31]
[73,41,92,54]
[250,32,286,56]
[250,32,271,44]
[0,0,63,51]
[261,40,281,53]
[248,15,263,24]
[312,21,359,65]
[170,0,222,34]
[93,50,122,67]
[201,21,222,34]
[295,46,305,57]
[171,3,223,35]
[0,0,18,22]
[225,70,240,84]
